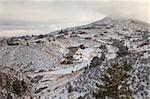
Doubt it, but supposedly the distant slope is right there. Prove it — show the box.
[0,17,149,99]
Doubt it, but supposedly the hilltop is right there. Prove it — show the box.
[0,17,149,99]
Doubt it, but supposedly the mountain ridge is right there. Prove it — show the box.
[0,17,149,99]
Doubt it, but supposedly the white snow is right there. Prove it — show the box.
[74,48,95,62]
[105,45,118,60]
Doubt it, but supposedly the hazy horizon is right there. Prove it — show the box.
[0,0,149,37]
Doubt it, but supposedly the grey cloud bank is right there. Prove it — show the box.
[0,0,149,37]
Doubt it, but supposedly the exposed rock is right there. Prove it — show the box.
[35,87,48,94]
[31,76,43,83]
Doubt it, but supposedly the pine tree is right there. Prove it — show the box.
[94,64,132,99]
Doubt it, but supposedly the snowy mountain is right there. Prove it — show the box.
[0,17,149,99]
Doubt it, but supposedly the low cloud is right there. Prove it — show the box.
[0,0,149,37]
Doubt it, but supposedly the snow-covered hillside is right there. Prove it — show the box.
[0,17,149,99]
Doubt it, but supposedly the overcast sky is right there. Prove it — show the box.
[0,0,149,37]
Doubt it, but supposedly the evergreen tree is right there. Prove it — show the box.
[94,64,132,99]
